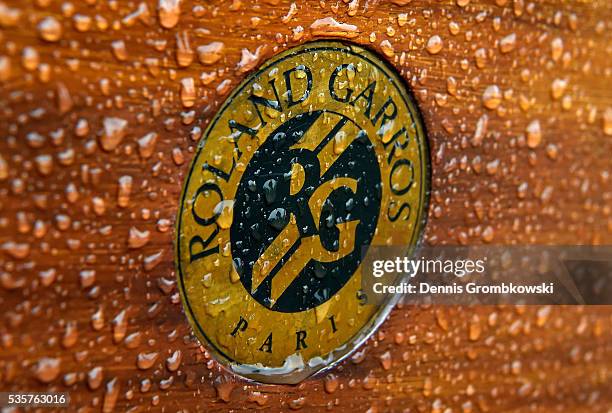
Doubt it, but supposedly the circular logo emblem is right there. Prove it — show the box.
[176,41,429,383]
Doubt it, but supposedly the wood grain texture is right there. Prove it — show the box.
[0,0,610,411]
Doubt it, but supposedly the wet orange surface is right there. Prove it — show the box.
[0,0,610,411]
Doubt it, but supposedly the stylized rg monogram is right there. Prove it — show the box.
[251,124,361,305]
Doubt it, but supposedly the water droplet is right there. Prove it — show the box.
[111,40,128,61]
[92,307,105,330]
[35,357,61,383]
[0,56,11,82]
[56,82,73,114]
[310,17,358,39]
[73,14,92,32]
[166,349,182,372]
[62,321,78,348]
[214,200,234,229]
[536,306,551,327]
[39,268,56,286]
[158,0,181,29]
[22,46,39,71]
[197,42,224,65]
[128,226,150,249]
[87,366,104,390]
[482,226,494,242]
[214,376,236,402]
[380,40,394,58]
[551,37,563,61]
[482,85,502,110]
[180,77,196,108]
[526,119,542,148]
[268,207,288,230]
[324,374,339,393]
[79,269,96,288]
[38,16,62,42]
[137,132,158,158]
[0,154,7,180]
[117,175,133,208]
[379,351,392,370]
[35,154,53,176]
[471,114,488,146]
[125,332,142,349]
[100,117,128,151]
[499,33,516,53]
[237,46,267,74]
[247,391,269,406]
[473,48,487,69]
[175,31,193,67]
[603,107,612,136]
[137,352,159,370]
[0,3,21,27]
[540,185,553,204]
[144,250,163,271]
[551,78,567,100]
[263,178,278,204]
[426,35,443,54]
[469,318,482,341]
[2,241,30,259]
[103,377,120,413]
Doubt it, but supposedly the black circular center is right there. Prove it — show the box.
[230,110,382,312]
